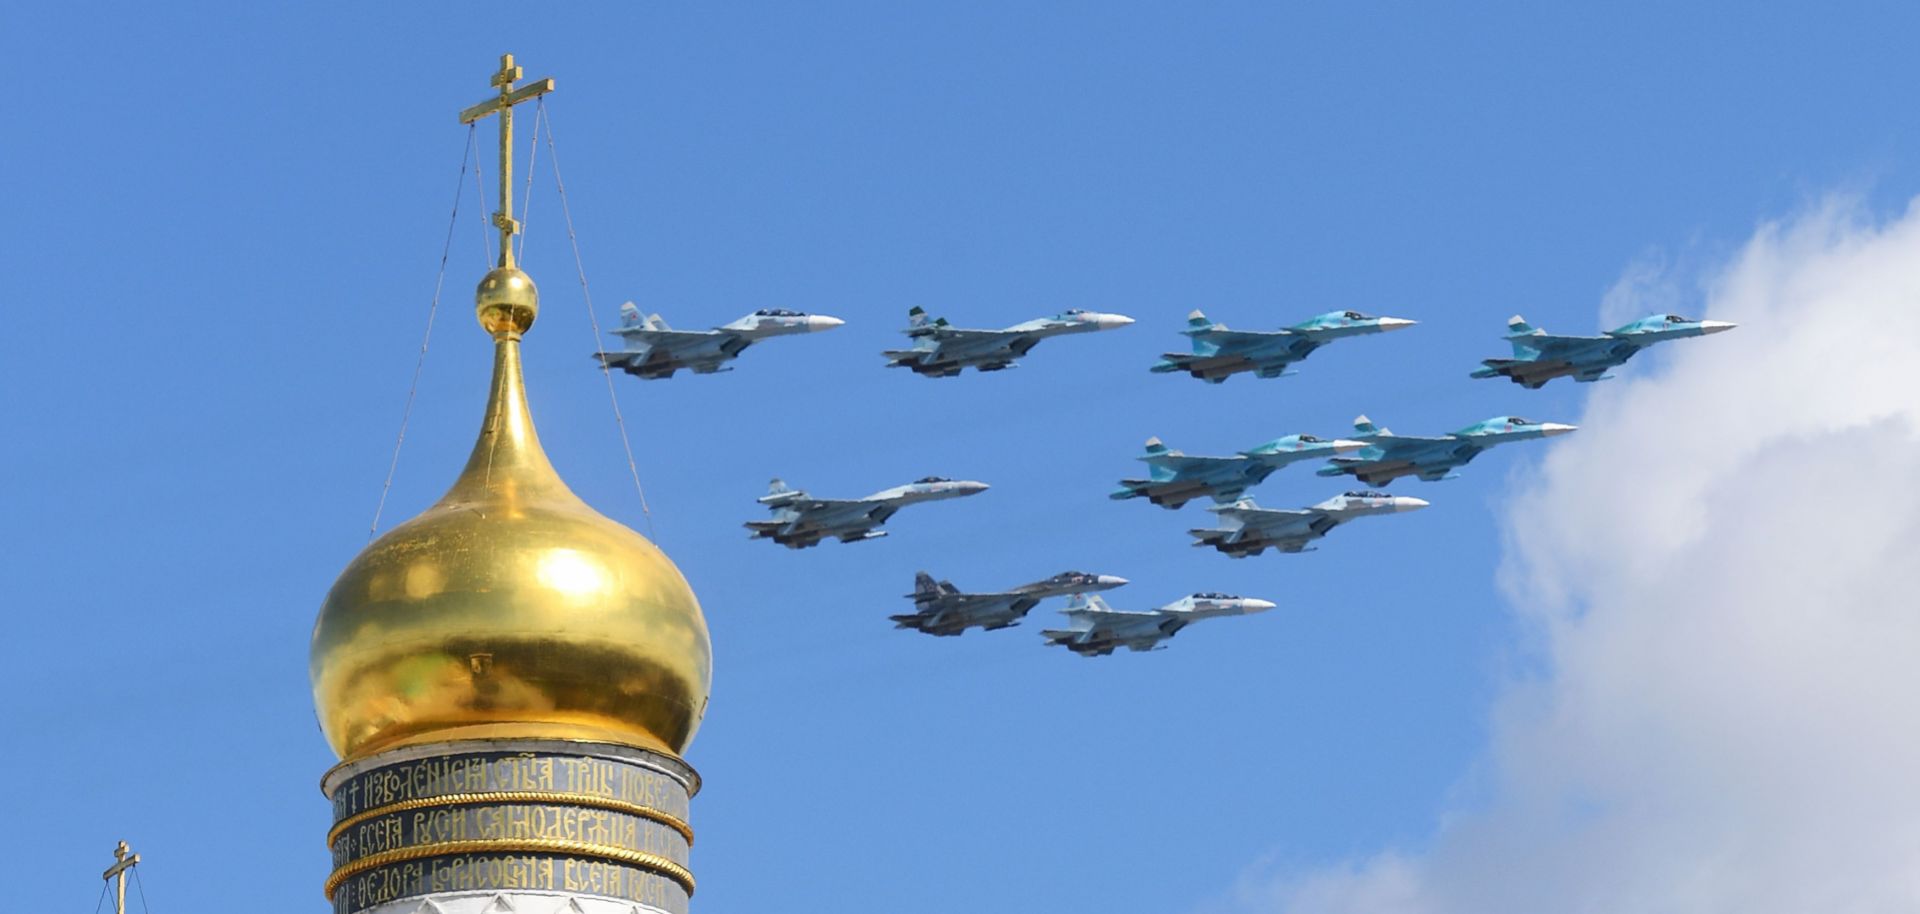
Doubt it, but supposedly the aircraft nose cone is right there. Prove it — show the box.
[1541,423,1578,437]
[1243,599,1278,612]
[1097,575,1129,588]
[1379,317,1418,330]
[809,315,846,332]
[1701,320,1737,334]
[961,481,991,494]
[1100,313,1136,329]
[1396,497,1430,512]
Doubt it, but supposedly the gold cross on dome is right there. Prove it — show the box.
[101,841,141,914]
[458,53,555,267]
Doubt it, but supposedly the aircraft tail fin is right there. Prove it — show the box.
[911,571,945,601]
[906,307,949,337]
[619,301,643,327]
[1505,315,1544,355]
[1142,436,1170,456]
[1352,414,1386,436]
[1184,310,1215,332]
[758,477,805,507]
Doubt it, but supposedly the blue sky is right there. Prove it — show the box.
[8,3,1920,912]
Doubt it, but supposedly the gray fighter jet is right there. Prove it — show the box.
[594,303,844,379]
[1153,309,1416,383]
[883,306,1134,376]
[891,570,1129,636]
[1189,491,1429,557]
[745,476,989,548]
[1041,592,1276,656]
[1110,434,1367,509]
[1317,414,1576,485]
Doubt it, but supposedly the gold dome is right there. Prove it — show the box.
[311,271,710,762]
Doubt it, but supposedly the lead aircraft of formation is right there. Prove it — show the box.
[1471,312,1735,388]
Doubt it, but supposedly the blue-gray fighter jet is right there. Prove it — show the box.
[1111,434,1366,509]
[1317,414,1576,486]
[745,476,988,548]
[1189,491,1429,557]
[1472,312,1735,388]
[1152,309,1416,383]
[883,306,1134,376]
[891,570,1129,637]
[594,302,845,379]
[1041,592,1276,656]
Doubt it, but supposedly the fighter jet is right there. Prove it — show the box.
[891,570,1129,637]
[1472,312,1736,389]
[1040,592,1276,656]
[883,306,1134,377]
[1189,491,1429,557]
[1317,414,1576,486]
[1152,309,1416,383]
[593,303,845,379]
[1110,434,1367,509]
[745,476,988,548]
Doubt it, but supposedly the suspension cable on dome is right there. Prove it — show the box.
[470,126,493,268]
[516,109,540,266]
[368,127,476,541]
[536,98,657,537]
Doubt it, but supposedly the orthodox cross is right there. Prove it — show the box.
[101,841,140,914]
[458,53,555,267]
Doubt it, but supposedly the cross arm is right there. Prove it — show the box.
[457,77,556,124]
[102,853,140,880]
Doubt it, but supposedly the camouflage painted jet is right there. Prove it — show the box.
[883,306,1134,376]
[594,303,845,379]
[1189,491,1429,557]
[1472,312,1736,389]
[1110,434,1366,509]
[1041,592,1276,656]
[1317,414,1575,486]
[745,476,988,548]
[1152,309,1416,383]
[891,570,1129,637]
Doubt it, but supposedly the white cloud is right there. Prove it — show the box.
[1233,197,1920,914]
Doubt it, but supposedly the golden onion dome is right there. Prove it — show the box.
[311,266,711,762]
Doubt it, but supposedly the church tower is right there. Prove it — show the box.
[310,55,711,914]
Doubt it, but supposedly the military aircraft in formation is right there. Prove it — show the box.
[746,476,988,548]
[1110,434,1366,509]
[1316,414,1576,486]
[1189,491,1428,557]
[883,306,1134,376]
[1472,312,1735,388]
[1040,592,1276,656]
[594,303,844,379]
[891,570,1128,636]
[1153,309,1416,383]
[705,300,1711,653]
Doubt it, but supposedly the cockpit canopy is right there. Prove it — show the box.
[752,308,805,317]
[1191,591,1234,600]
[1663,314,1694,323]
[1297,434,1323,443]
[1504,417,1537,426]
[1342,310,1373,320]
[1343,490,1391,499]
[913,476,953,484]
